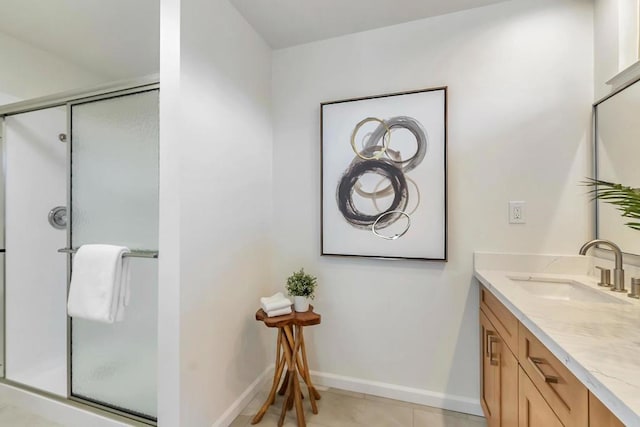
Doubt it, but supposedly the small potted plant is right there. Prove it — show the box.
[286,268,317,312]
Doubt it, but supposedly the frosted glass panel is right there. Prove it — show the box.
[71,90,158,419]
[5,107,68,397]
[71,261,157,417]
[71,91,159,249]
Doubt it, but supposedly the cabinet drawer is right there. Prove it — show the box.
[480,286,518,354]
[519,324,588,426]
[519,368,563,427]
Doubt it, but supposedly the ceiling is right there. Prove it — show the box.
[229,0,510,49]
[0,0,159,80]
[0,0,507,78]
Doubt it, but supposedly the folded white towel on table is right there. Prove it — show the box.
[260,292,291,312]
[260,292,285,305]
[266,306,292,317]
[67,244,131,323]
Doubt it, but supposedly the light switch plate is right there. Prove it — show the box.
[509,201,526,224]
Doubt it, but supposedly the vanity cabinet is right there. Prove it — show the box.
[479,286,624,427]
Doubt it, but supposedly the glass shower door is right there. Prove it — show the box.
[69,89,159,420]
[4,107,68,397]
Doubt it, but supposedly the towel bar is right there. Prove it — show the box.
[57,248,159,259]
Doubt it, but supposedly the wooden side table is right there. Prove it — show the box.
[253,306,321,427]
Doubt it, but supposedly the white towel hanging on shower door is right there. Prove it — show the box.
[67,244,131,323]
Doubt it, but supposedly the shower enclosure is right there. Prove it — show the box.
[0,79,159,425]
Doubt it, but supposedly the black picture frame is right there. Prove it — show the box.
[320,87,448,261]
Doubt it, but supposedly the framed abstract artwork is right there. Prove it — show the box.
[321,87,447,261]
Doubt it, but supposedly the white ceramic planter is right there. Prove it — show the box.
[293,296,309,312]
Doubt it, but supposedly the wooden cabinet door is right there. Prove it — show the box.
[519,368,563,427]
[499,334,518,426]
[481,311,500,427]
[589,393,624,427]
[481,311,518,427]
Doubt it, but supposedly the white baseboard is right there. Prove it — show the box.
[213,366,483,426]
[309,370,483,417]
[212,364,273,427]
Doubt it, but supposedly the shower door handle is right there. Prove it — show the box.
[48,206,67,230]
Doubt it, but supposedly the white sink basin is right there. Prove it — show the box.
[507,276,631,305]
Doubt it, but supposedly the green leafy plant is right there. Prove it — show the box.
[584,178,640,230]
[285,268,317,299]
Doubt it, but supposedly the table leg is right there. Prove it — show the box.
[292,372,306,426]
[296,325,319,413]
[278,329,297,427]
[278,371,290,396]
[283,326,302,411]
[252,329,286,425]
[283,327,303,373]
[292,327,306,427]
[284,326,321,409]
[300,328,321,401]
[287,391,294,411]
[272,328,284,405]
[280,326,303,400]
[279,372,294,426]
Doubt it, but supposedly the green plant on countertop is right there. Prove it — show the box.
[285,268,317,299]
[584,177,640,230]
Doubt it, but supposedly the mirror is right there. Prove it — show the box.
[594,78,640,255]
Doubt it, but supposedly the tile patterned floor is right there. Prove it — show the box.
[0,386,486,427]
[0,404,62,426]
[231,384,487,427]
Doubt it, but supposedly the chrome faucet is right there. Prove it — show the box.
[579,239,626,292]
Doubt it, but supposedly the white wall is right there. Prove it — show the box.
[271,0,593,413]
[617,0,639,70]
[158,0,181,424]
[595,0,620,99]
[594,0,640,99]
[0,31,108,104]
[159,0,274,425]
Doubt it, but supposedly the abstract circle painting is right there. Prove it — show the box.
[321,87,447,260]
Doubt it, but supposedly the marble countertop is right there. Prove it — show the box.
[474,253,640,426]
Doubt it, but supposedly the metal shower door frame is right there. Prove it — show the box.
[65,85,160,424]
[0,116,6,380]
[0,76,159,427]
